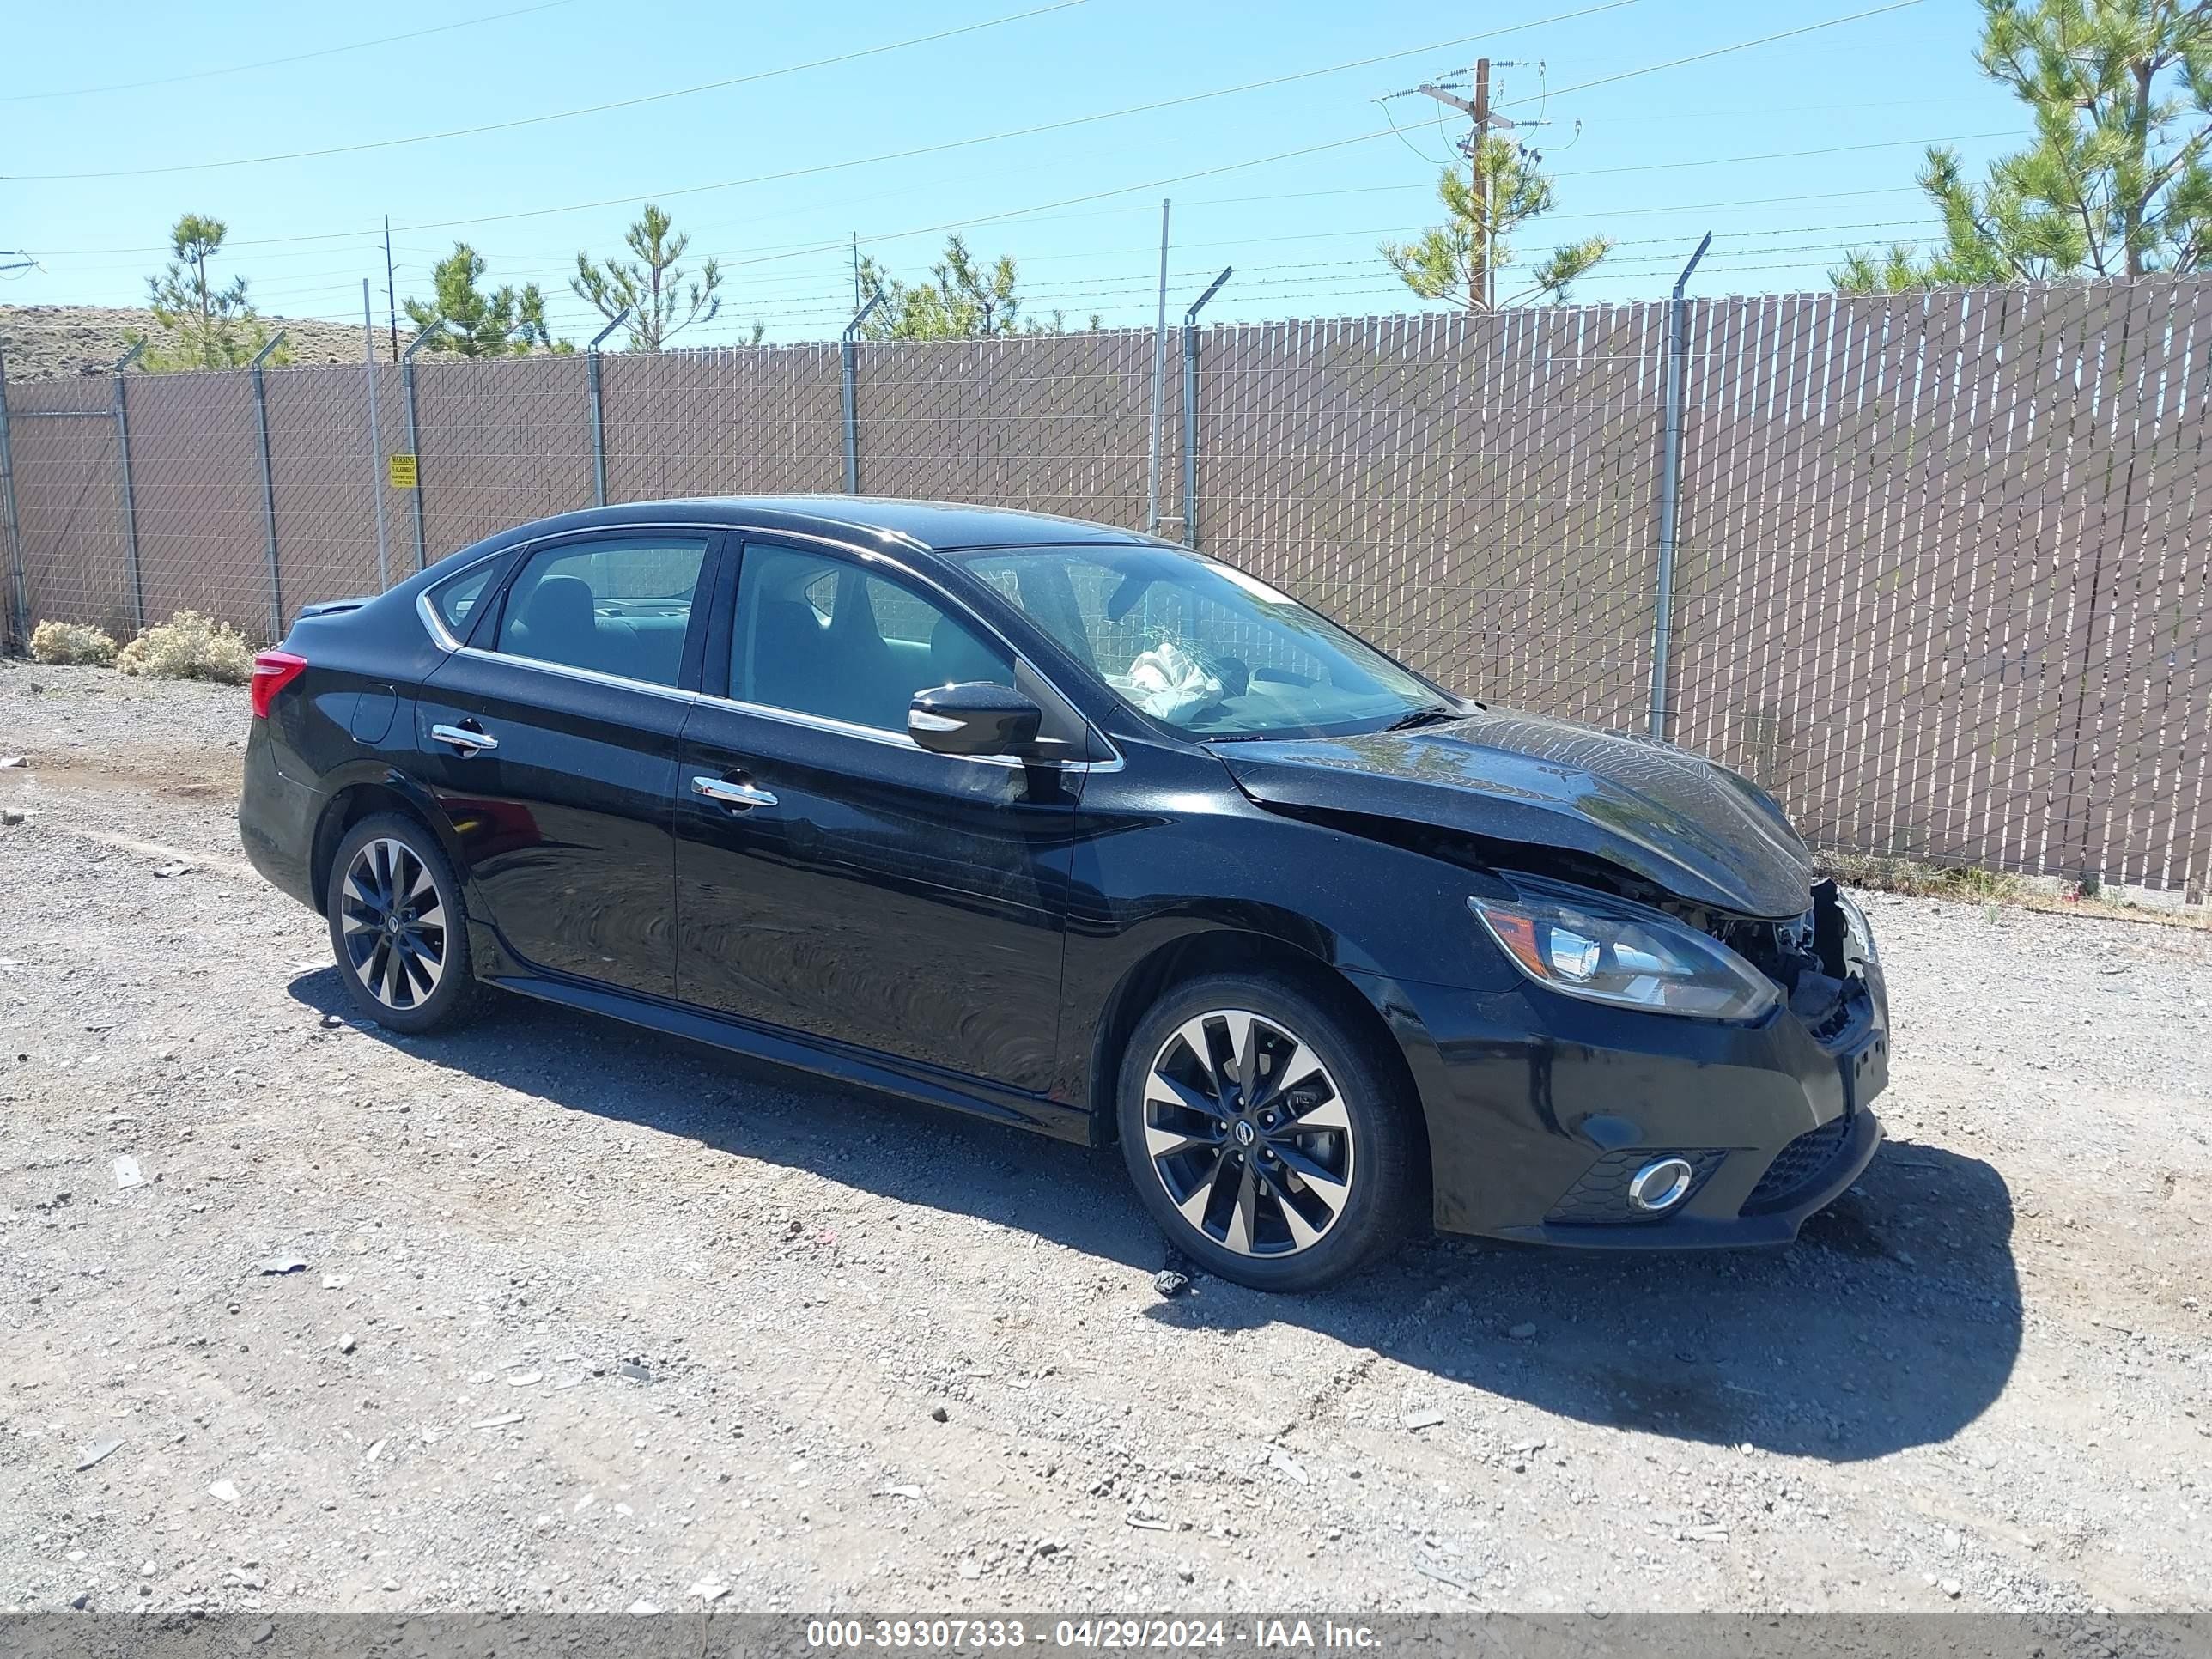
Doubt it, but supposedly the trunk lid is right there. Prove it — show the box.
[1211,708,1814,918]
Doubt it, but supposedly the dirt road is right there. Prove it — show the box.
[3,659,2209,1616]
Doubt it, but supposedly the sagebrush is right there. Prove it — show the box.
[29,620,120,667]
[117,611,258,684]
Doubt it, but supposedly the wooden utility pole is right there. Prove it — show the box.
[383,216,400,362]
[1469,59,1491,310]
[1414,60,1516,312]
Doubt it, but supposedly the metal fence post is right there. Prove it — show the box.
[585,309,629,507]
[250,331,288,641]
[362,283,392,590]
[0,343,27,651]
[1646,233,1711,742]
[841,293,885,495]
[1180,269,1232,549]
[111,342,146,632]
[400,321,449,571]
[1146,198,1171,535]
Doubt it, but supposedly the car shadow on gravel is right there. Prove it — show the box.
[293,975,2021,1466]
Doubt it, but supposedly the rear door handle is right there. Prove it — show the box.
[430,722,498,755]
[691,775,777,810]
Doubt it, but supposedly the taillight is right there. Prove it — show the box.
[251,650,308,720]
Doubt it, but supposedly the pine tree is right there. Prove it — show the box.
[1382,141,1612,309]
[571,204,744,350]
[404,244,559,356]
[1836,0,2212,290]
[856,236,1079,338]
[139,214,283,371]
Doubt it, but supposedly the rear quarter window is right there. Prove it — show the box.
[428,562,498,639]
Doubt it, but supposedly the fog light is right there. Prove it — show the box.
[1627,1157,1696,1212]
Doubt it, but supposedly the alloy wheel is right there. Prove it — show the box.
[338,836,447,1012]
[1142,1009,1355,1257]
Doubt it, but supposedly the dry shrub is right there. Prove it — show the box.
[116,611,258,684]
[29,620,120,667]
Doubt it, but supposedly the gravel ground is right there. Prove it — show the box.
[3,659,2209,1616]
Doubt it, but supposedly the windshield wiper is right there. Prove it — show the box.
[1381,704,1462,732]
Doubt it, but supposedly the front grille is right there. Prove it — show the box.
[1545,1148,1726,1225]
[1741,1117,1852,1213]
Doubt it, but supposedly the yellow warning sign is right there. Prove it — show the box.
[387,453,419,489]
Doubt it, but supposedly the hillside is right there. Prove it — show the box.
[1,306,410,381]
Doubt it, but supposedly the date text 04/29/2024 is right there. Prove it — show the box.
[803,1620,1383,1651]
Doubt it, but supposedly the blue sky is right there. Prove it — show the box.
[1,0,2028,347]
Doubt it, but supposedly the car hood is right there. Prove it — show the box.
[1211,708,1814,919]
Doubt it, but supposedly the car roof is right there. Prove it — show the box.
[495,496,1164,555]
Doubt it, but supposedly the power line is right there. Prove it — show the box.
[1554,130,2018,179]
[3,0,1095,180]
[3,0,1633,217]
[385,3,1971,267]
[11,0,1951,294]
[703,129,2004,285]
[367,4,1649,243]
[18,3,1972,328]
[5,0,1644,185]
[1497,0,1930,110]
[0,0,577,104]
[26,183,1946,276]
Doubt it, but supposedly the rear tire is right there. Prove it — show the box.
[325,812,477,1034]
[1116,971,1421,1292]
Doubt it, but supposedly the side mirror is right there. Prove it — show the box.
[908,682,1043,758]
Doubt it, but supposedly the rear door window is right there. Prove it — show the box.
[493,536,711,688]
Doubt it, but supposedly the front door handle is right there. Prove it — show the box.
[691,775,777,810]
[430,722,498,755]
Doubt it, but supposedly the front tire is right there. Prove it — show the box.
[1116,972,1421,1291]
[325,812,477,1034]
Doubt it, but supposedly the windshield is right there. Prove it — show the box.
[955,544,1452,740]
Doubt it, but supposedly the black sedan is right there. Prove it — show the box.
[239,498,1887,1291]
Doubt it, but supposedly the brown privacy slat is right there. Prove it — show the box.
[1926,288,2012,865]
[1798,293,1864,845]
[1997,284,2096,876]
[2046,283,2148,877]
[1954,286,2040,874]
[127,371,266,635]
[1756,295,1824,817]
[263,362,393,618]
[1792,296,1879,842]
[415,354,593,562]
[2138,284,2210,893]
[9,379,135,638]
[2172,288,2212,896]
[2095,281,2204,887]
[1666,295,1744,763]
[1848,293,1927,854]
[1884,289,1958,861]
[6,283,2209,893]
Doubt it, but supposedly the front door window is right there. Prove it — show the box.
[731,544,1014,732]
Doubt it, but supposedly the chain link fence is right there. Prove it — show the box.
[2,283,2205,896]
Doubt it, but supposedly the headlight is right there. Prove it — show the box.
[1469,890,1779,1020]
[1834,889,1880,963]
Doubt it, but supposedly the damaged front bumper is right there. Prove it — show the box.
[1358,898,1890,1247]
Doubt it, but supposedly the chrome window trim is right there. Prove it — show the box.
[691,689,1124,774]
[416,549,510,653]
[415,516,1125,770]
